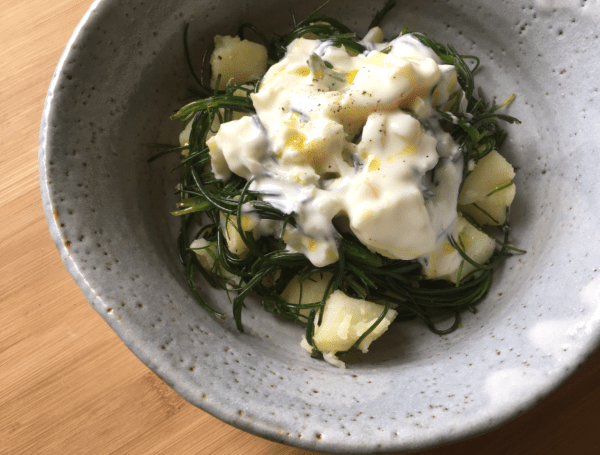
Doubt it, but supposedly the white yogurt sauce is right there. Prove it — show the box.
[207,33,466,267]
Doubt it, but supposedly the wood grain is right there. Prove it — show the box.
[1,1,599,454]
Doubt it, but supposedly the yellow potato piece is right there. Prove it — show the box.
[449,218,496,282]
[312,290,397,355]
[210,36,268,90]
[362,26,385,44]
[425,216,496,283]
[458,150,515,206]
[459,183,516,226]
[280,272,333,318]
[220,211,257,258]
[190,238,236,282]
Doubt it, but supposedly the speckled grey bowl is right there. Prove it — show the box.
[39,0,600,453]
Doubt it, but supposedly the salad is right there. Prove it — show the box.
[152,1,523,368]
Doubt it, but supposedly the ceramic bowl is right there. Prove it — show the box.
[39,0,600,453]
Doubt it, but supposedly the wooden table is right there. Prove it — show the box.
[2,1,599,453]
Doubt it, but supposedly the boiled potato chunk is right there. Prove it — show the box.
[190,238,217,271]
[459,183,516,225]
[206,135,231,181]
[431,66,460,109]
[458,150,516,226]
[458,150,515,204]
[280,272,333,318]
[425,216,496,283]
[210,36,268,90]
[206,115,270,181]
[219,211,258,258]
[179,119,193,147]
[362,26,385,44]
[310,290,398,368]
[180,89,249,152]
[190,238,235,282]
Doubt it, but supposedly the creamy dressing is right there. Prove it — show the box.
[206,33,466,268]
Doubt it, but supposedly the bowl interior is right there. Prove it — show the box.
[40,0,600,452]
